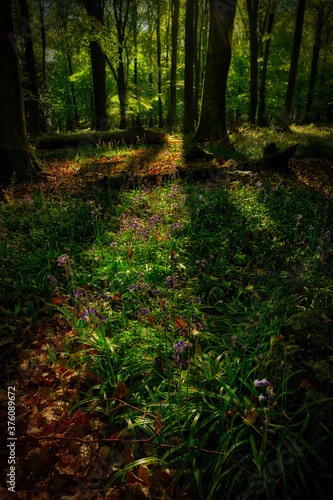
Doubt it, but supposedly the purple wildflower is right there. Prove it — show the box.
[173,339,193,367]
[57,254,69,268]
[73,289,84,301]
[48,275,57,286]
[254,378,271,387]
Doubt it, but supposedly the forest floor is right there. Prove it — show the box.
[1,127,333,499]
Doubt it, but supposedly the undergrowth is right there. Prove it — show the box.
[1,136,333,498]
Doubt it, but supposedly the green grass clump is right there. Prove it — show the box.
[1,140,333,498]
[229,124,333,161]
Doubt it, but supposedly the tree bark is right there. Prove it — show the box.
[305,3,330,120]
[169,0,179,129]
[18,0,41,136]
[258,8,275,126]
[194,0,237,142]
[0,0,41,182]
[156,0,163,128]
[247,0,259,125]
[133,0,141,126]
[67,52,79,130]
[39,0,46,86]
[84,0,108,131]
[113,0,131,130]
[280,0,306,130]
[184,0,195,134]
[193,0,200,125]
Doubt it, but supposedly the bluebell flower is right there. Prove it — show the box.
[73,289,84,301]
[254,378,271,387]
[48,275,57,286]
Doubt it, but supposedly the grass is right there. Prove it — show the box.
[1,129,333,498]
[227,123,333,161]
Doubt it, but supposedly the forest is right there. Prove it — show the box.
[1,0,333,499]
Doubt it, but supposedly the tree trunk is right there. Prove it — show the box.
[133,0,141,126]
[247,0,259,125]
[280,0,306,130]
[318,22,330,120]
[117,45,127,130]
[305,4,325,121]
[84,0,108,131]
[258,9,275,126]
[67,52,79,130]
[0,0,41,182]
[149,71,154,127]
[156,0,163,128]
[113,0,131,130]
[184,0,195,134]
[193,0,199,125]
[18,0,41,136]
[169,0,179,129]
[39,0,46,86]
[194,0,237,142]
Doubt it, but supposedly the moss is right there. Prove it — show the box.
[285,306,333,332]
[260,335,302,389]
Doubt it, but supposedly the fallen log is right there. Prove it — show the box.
[30,127,168,150]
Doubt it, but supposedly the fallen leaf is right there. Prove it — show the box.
[112,380,129,399]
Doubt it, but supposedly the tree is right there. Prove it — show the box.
[0,0,41,182]
[280,0,306,129]
[305,0,332,120]
[132,0,141,126]
[156,0,163,128]
[18,0,41,135]
[258,2,276,126]
[112,0,131,129]
[184,0,195,133]
[194,0,237,141]
[247,0,259,124]
[169,0,179,129]
[84,0,108,130]
[39,0,46,87]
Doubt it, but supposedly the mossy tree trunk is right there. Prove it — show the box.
[0,0,41,182]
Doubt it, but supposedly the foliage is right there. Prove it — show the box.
[13,0,333,133]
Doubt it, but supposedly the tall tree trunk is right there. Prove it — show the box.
[118,45,127,130]
[258,8,275,126]
[112,0,131,130]
[169,0,179,129]
[194,0,237,142]
[193,0,199,125]
[280,0,306,130]
[156,0,163,128]
[84,0,108,131]
[133,0,140,126]
[318,21,330,120]
[38,0,49,132]
[247,0,259,125]
[39,0,46,86]
[18,0,41,136]
[184,0,195,134]
[305,3,328,120]
[149,71,154,127]
[0,0,41,181]
[67,52,79,130]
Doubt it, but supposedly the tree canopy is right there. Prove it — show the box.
[2,0,333,144]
